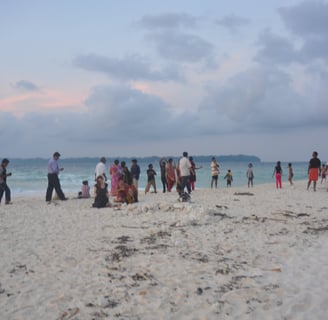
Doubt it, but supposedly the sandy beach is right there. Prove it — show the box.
[1,180,328,320]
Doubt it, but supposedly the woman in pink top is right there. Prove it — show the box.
[109,159,122,196]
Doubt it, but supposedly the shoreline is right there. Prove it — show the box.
[9,178,326,201]
[1,180,327,319]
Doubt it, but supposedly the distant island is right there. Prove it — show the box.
[10,154,261,163]
[109,154,261,163]
[129,154,261,163]
[214,154,261,163]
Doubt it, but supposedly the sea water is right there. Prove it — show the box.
[5,157,309,197]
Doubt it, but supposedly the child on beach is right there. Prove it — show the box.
[288,163,294,185]
[246,163,254,187]
[145,164,157,194]
[273,161,283,189]
[321,164,326,184]
[78,180,90,198]
[224,169,233,187]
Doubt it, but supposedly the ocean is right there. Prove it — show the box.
[4,156,310,198]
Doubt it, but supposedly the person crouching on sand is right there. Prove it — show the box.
[115,177,138,204]
[78,180,90,198]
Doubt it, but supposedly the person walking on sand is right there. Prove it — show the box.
[46,152,67,202]
[246,163,254,188]
[0,158,12,205]
[272,161,283,189]
[307,151,321,192]
[210,157,220,189]
[95,157,107,181]
[288,163,294,186]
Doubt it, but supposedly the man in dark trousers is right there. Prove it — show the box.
[46,152,67,202]
[0,158,12,204]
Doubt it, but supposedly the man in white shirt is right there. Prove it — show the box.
[95,157,107,181]
[178,151,191,195]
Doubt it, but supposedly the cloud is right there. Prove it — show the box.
[197,65,328,132]
[137,12,214,65]
[255,29,297,65]
[216,14,250,33]
[147,31,214,63]
[13,80,40,91]
[278,1,328,38]
[73,53,183,82]
[138,13,198,30]
[2,73,328,158]
[278,1,328,63]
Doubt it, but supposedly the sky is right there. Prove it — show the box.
[1,0,328,162]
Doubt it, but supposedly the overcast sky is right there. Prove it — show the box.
[1,0,327,161]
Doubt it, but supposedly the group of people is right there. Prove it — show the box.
[44,150,327,206]
[91,157,139,208]
[271,151,324,191]
[0,150,326,206]
[210,156,238,188]
[157,152,203,197]
[271,161,295,189]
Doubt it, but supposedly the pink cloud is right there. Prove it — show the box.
[0,89,86,116]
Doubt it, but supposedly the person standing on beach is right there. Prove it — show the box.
[109,159,122,196]
[165,158,176,192]
[320,163,326,184]
[159,158,168,193]
[307,151,321,192]
[246,163,254,188]
[288,163,294,185]
[46,152,67,202]
[121,161,132,185]
[178,151,192,195]
[272,161,283,189]
[145,163,157,194]
[95,157,107,181]
[131,159,140,190]
[0,158,12,205]
[210,157,220,189]
[189,156,202,191]
[224,169,233,187]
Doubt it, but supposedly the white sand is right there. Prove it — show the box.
[1,180,328,320]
